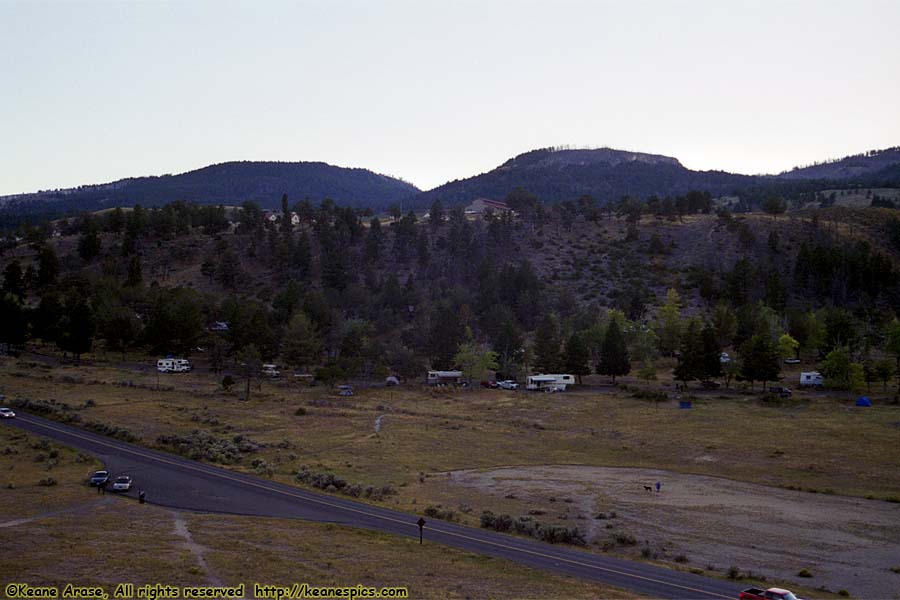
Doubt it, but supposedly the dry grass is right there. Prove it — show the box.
[0,425,101,519]
[3,356,899,511]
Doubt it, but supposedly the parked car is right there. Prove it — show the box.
[719,352,732,363]
[498,380,519,390]
[111,475,132,492]
[0,407,16,419]
[767,386,793,398]
[481,380,499,388]
[783,358,801,364]
[337,384,354,397]
[89,470,110,486]
[739,587,801,600]
[261,364,281,378]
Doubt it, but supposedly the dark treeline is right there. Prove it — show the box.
[1,191,900,391]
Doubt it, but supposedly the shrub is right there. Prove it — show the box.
[798,568,813,578]
[480,511,513,532]
[156,430,261,464]
[38,477,57,486]
[613,532,637,546]
[674,554,689,563]
[423,505,456,522]
[727,565,741,580]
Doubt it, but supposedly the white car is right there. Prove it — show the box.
[498,380,519,390]
[0,407,15,419]
[111,475,132,492]
[719,352,732,364]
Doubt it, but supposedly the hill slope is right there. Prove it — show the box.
[0,161,420,217]
[412,146,900,208]
[411,148,756,208]
[777,147,900,180]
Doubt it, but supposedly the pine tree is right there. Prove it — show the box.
[37,245,60,288]
[597,319,630,383]
[700,322,722,380]
[58,296,96,364]
[673,319,703,386]
[2,261,26,298]
[533,314,562,373]
[564,332,591,383]
[739,334,781,390]
[282,313,321,371]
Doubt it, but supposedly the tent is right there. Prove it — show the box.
[855,396,872,407]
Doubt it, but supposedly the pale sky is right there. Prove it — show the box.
[2,0,899,196]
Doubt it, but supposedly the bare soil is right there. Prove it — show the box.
[446,465,900,599]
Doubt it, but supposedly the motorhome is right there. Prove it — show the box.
[427,370,465,386]
[157,358,192,373]
[526,373,575,392]
[799,371,824,387]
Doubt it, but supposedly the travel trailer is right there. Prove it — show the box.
[427,370,465,386]
[799,371,824,387]
[157,358,192,373]
[526,374,576,392]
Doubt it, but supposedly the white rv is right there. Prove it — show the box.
[799,371,824,387]
[526,374,575,392]
[427,370,464,386]
[157,358,192,373]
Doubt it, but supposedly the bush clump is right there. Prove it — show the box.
[11,398,81,422]
[84,421,138,442]
[156,430,262,464]
[480,511,586,545]
[295,466,395,502]
[38,477,57,486]
[424,505,456,522]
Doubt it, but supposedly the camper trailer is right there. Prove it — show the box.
[799,371,824,387]
[427,370,465,386]
[157,358,192,373]
[526,374,575,392]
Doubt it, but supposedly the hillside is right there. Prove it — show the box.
[0,161,420,222]
[777,147,900,180]
[412,146,900,209]
[1,197,898,386]
[411,147,756,208]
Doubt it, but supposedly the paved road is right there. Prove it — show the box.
[3,413,744,599]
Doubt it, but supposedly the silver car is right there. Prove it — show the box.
[0,407,15,419]
[111,475,132,492]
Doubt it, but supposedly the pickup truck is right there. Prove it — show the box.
[739,587,801,600]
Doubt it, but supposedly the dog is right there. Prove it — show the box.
[643,485,653,491]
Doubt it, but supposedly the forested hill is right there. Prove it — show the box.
[0,161,420,222]
[777,147,900,180]
[410,146,900,209]
[410,147,757,208]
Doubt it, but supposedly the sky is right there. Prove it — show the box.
[1,0,899,195]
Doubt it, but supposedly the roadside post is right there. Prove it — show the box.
[139,490,146,504]
[417,517,426,545]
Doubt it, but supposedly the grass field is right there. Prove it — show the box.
[0,430,635,599]
[1,352,897,597]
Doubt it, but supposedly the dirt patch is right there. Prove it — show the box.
[447,465,900,599]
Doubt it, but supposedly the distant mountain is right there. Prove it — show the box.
[0,161,420,217]
[776,147,900,180]
[410,146,900,208]
[410,147,756,208]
